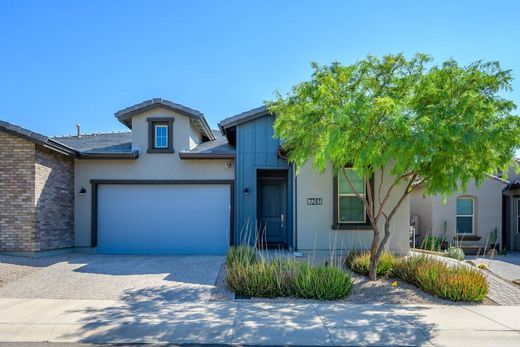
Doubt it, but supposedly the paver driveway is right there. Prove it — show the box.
[0,255,223,301]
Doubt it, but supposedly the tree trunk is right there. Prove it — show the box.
[368,226,380,281]
[369,220,393,281]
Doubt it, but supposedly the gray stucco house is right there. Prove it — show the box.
[411,164,520,253]
[0,98,410,256]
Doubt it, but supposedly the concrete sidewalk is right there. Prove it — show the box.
[0,298,519,346]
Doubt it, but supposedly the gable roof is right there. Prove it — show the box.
[52,132,138,159]
[115,98,215,141]
[0,120,77,156]
[218,106,268,135]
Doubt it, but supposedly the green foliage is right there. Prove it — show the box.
[226,247,352,300]
[393,255,430,283]
[226,245,257,267]
[269,53,519,281]
[346,251,396,277]
[294,262,353,300]
[478,263,488,270]
[269,53,520,196]
[447,246,465,260]
[420,236,442,252]
[394,256,488,302]
[415,262,487,302]
[490,227,498,246]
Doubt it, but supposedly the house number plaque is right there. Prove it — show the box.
[307,197,323,205]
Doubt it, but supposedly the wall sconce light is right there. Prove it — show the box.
[243,187,249,195]
[79,187,86,196]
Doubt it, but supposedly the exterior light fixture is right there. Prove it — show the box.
[79,187,86,196]
[243,187,249,195]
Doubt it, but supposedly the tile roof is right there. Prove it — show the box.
[114,98,215,141]
[0,120,76,156]
[179,131,235,159]
[52,132,133,154]
[218,106,268,134]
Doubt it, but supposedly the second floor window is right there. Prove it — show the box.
[154,124,168,148]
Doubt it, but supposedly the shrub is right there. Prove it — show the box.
[346,251,396,277]
[420,236,442,252]
[226,247,353,300]
[393,255,430,283]
[394,256,488,302]
[226,258,297,297]
[477,263,488,270]
[226,245,256,267]
[295,263,353,300]
[447,246,465,261]
[415,262,487,302]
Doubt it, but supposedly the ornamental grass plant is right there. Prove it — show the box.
[225,246,353,300]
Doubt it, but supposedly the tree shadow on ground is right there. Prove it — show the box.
[59,285,237,344]
[68,254,224,285]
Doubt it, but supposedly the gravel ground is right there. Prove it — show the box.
[209,262,494,305]
[0,254,78,288]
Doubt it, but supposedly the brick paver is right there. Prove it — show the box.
[484,271,520,305]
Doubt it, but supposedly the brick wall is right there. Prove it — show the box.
[35,146,74,251]
[0,130,75,253]
[0,131,36,252]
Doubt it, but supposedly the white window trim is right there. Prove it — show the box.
[338,168,366,224]
[456,197,475,235]
[154,124,168,149]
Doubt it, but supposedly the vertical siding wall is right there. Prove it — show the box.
[235,115,293,245]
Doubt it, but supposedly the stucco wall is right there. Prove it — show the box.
[74,108,234,247]
[296,161,410,255]
[422,178,505,248]
[410,189,433,237]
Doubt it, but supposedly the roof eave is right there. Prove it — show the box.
[219,106,269,131]
[179,152,235,160]
[0,125,78,157]
[78,151,139,160]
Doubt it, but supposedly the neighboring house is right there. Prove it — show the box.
[503,162,520,252]
[0,98,410,256]
[411,166,520,253]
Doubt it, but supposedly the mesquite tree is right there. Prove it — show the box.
[269,53,520,280]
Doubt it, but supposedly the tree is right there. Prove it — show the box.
[268,53,520,280]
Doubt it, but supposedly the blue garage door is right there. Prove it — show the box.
[97,184,230,254]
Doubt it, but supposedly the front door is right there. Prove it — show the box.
[257,175,287,248]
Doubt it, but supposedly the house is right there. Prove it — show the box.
[411,166,520,253]
[0,98,410,256]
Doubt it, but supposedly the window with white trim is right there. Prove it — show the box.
[154,124,168,149]
[338,168,366,223]
[456,197,474,234]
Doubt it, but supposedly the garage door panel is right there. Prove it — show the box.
[97,184,230,254]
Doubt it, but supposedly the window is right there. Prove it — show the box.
[147,117,174,153]
[154,125,168,148]
[456,197,474,234]
[338,168,366,223]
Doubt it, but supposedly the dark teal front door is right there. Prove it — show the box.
[257,175,287,247]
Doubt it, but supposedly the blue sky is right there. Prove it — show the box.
[1,0,519,136]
